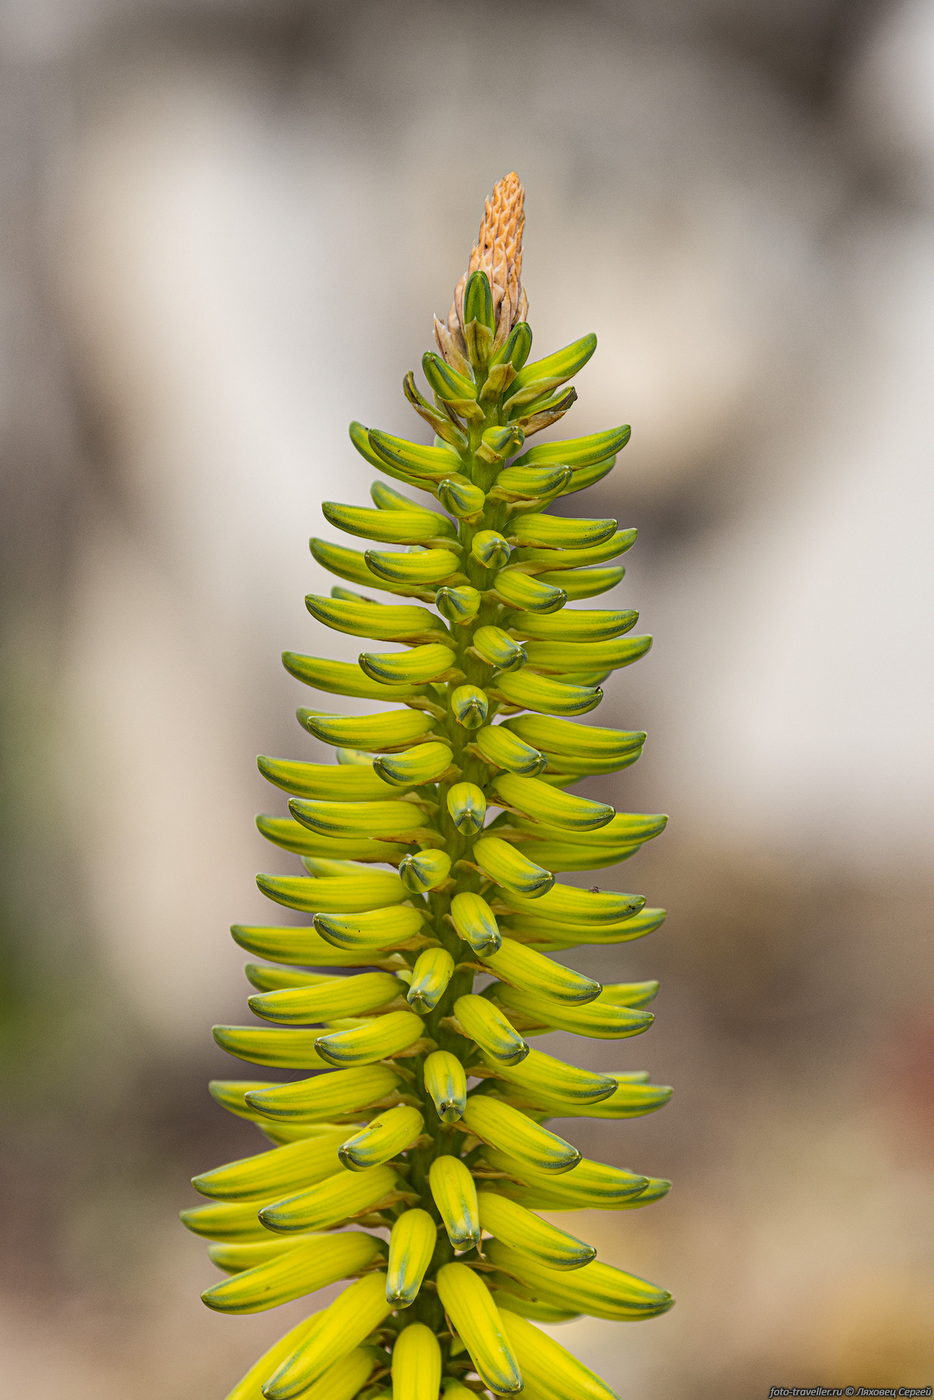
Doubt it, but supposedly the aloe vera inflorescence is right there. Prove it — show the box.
[186,172,673,1400]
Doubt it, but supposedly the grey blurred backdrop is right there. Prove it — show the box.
[2,1,933,1396]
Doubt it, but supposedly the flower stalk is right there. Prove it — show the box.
[185,172,673,1400]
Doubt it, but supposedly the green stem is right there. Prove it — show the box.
[393,363,512,1293]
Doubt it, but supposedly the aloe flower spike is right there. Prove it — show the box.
[187,171,673,1400]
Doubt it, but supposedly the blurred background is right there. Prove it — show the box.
[2,0,933,1395]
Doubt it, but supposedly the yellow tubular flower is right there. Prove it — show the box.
[385,1207,438,1307]
[428,1154,481,1251]
[186,172,673,1398]
[391,1321,442,1400]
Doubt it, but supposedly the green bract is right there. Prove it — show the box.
[187,173,672,1400]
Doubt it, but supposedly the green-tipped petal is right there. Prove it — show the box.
[321,499,455,545]
[509,513,618,549]
[491,320,532,370]
[446,780,487,834]
[429,1155,481,1251]
[492,669,601,717]
[485,1242,673,1321]
[476,1190,595,1269]
[230,920,404,966]
[449,891,502,954]
[192,1131,346,1202]
[311,905,426,951]
[463,1095,579,1173]
[463,269,495,331]
[181,1199,281,1243]
[298,706,435,751]
[309,537,431,600]
[256,815,408,865]
[213,1024,333,1068]
[259,1164,401,1234]
[201,1230,383,1314]
[472,529,511,568]
[472,624,526,670]
[398,848,452,893]
[365,547,463,587]
[436,584,482,622]
[373,741,453,787]
[493,983,654,1039]
[243,1065,401,1123]
[452,994,528,1064]
[225,1330,375,1400]
[288,795,431,834]
[507,607,639,642]
[262,1272,391,1398]
[492,567,566,614]
[436,1264,523,1396]
[489,464,572,502]
[338,1104,425,1170]
[472,835,554,897]
[285,650,424,699]
[473,724,545,775]
[258,755,394,801]
[450,683,489,729]
[515,427,631,470]
[484,1150,650,1208]
[407,947,455,1011]
[521,634,651,672]
[314,1009,426,1067]
[247,970,402,1026]
[486,1047,617,1106]
[423,350,479,402]
[359,642,458,685]
[305,593,448,641]
[536,564,625,600]
[491,772,614,831]
[423,1050,467,1122]
[367,428,462,480]
[475,938,600,1003]
[505,333,597,401]
[497,880,645,926]
[386,1208,437,1307]
[551,1078,674,1120]
[503,713,645,758]
[498,1310,623,1400]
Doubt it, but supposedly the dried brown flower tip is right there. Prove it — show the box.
[436,171,530,368]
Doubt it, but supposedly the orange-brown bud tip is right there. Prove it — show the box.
[438,172,529,366]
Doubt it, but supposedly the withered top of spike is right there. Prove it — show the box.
[435,172,529,370]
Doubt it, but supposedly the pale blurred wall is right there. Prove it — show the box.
[2,1,933,1397]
